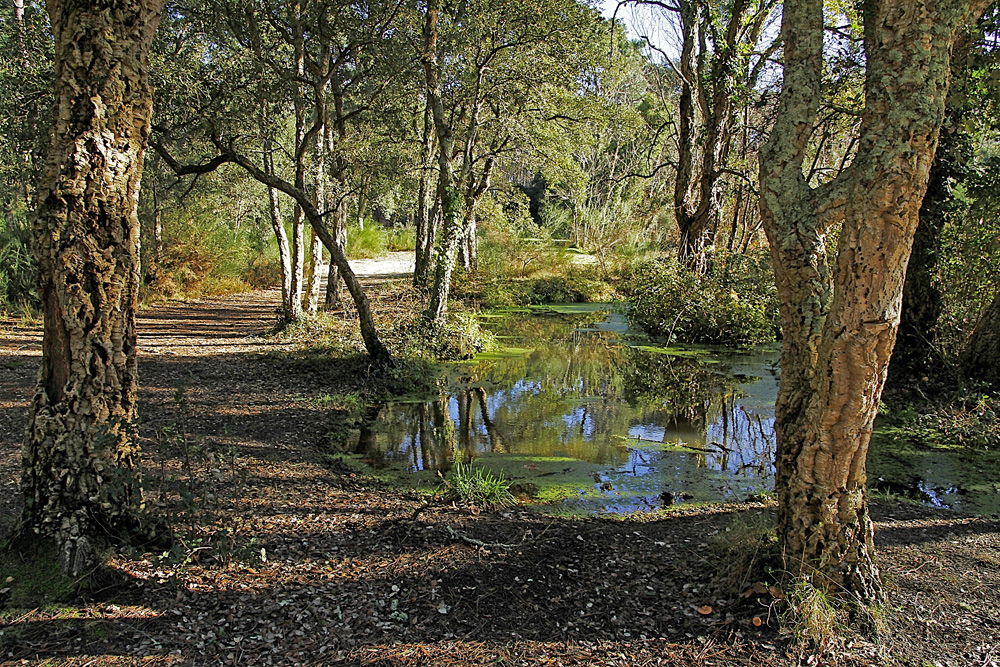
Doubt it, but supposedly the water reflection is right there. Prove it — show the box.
[350,307,781,513]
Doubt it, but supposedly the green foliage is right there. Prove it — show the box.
[141,169,279,301]
[936,157,1000,358]
[0,212,36,314]
[623,251,779,347]
[444,461,515,510]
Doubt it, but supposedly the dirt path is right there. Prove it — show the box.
[2,262,1000,667]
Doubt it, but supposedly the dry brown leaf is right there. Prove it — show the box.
[697,605,713,615]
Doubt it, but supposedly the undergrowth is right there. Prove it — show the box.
[0,215,37,315]
[622,251,779,347]
[347,224,416,259]
[882,389,1000,450]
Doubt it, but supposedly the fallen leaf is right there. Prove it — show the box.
[697,605,713,615]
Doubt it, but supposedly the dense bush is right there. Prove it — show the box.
[622,251,779,346]
[0,214,37,315]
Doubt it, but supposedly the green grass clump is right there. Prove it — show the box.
[782,578,844,651]
[446,461,516,510]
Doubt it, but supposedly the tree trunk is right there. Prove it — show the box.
[759,0,984,602]
[263,144,294,320]
[421,0,463,325]
[151,176,163,264]
[962,291,1000,386]
[324,203,347,310]
[414,98,436,287]
[18,0,163,575]
[220,148,392,364]
[287,5,307,321]
[306,227,324,313]
[289,205,305,319]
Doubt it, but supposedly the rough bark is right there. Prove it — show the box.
[18,0,163,575]
[759,0,985,602]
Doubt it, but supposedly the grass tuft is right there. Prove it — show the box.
[445,462,516,510]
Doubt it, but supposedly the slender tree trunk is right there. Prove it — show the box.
[263,144,293,320]
[414,98,436,286]
[324,202,347,309]
[151,176,163,264]
[759,0,985,602]
[457,158,493,271]
[306,227,324,313]
[356,173,369,229]
[18,0,164,575]
[422,0,464,325]
[220,148,392,364]
[287,4,307,321]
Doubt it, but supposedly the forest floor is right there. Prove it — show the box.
[1,254,999,666]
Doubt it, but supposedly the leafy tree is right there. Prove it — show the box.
[760,0,992,601]
[419,0,603,325]
[621,0,780,269]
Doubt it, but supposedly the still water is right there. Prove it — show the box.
[349,305,1000,515]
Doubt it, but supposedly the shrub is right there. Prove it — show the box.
[0,214,37,314]
[389,309,497,361]
[622,250,779,347]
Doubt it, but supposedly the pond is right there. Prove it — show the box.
[346,305,1000,515]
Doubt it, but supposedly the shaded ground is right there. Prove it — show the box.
[1,266,999,667]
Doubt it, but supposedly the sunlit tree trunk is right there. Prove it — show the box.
[414,98,436,287]
[18,0,163,575]
[287,2,307,321]
[263,143,293,321]
[760,0,987,602]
